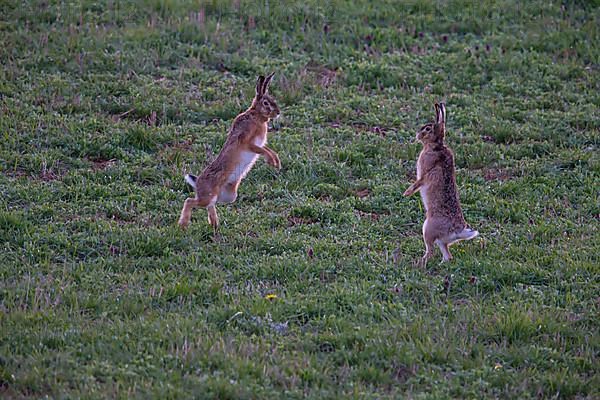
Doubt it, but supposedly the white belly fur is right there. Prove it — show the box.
[416,160,428,211]
[253,134,267,147]
[419,185,429,212]
[227,135,267,183]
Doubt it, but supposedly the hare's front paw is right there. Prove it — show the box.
[268,153,281,170]
[403,186,415,197]
[272,153,281,170]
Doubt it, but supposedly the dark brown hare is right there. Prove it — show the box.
[179,73,281,233]
[404,102,478,266]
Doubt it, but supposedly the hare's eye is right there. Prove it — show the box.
[262,100,269,106]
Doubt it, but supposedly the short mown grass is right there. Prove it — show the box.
[1,0,599,398]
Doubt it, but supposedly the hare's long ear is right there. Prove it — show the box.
[434,103,441,124]
[262,72,275,94]
[256,75,266,97]
[439,102,446,124]
[436,102,447,139]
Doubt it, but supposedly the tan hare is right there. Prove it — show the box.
[404,102,478,266]
[178,73,281,232]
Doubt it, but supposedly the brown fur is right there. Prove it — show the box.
[403,102,478,266]
[178,73,281,232]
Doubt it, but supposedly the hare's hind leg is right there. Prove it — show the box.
[417,219,435,267]
[179,198,199,228]
[435,239,453,262]
[207,205,222,240]
[417,239,434,267]
[207,205,219,232]
[178,194,217,229]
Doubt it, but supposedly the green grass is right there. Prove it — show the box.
[1,0,599,398]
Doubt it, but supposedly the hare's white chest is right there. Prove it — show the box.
[416,155,429,210]
[229,134,268,183]
[253,134,267,147]
[419,187,430,211]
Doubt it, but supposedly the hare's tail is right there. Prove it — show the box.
[444,227,478,246]
[456,227,479,241]
[184,174,197,189]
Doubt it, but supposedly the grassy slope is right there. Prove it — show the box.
[0,0,599,398]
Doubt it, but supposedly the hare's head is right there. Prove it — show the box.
[417,102,446,145]
[252,73,280,120]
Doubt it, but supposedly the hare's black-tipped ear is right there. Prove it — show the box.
[434,103,441,124]
[256,75,266,97]
[262,72,275,94]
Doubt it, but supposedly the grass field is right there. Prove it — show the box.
[1,0,599,398]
